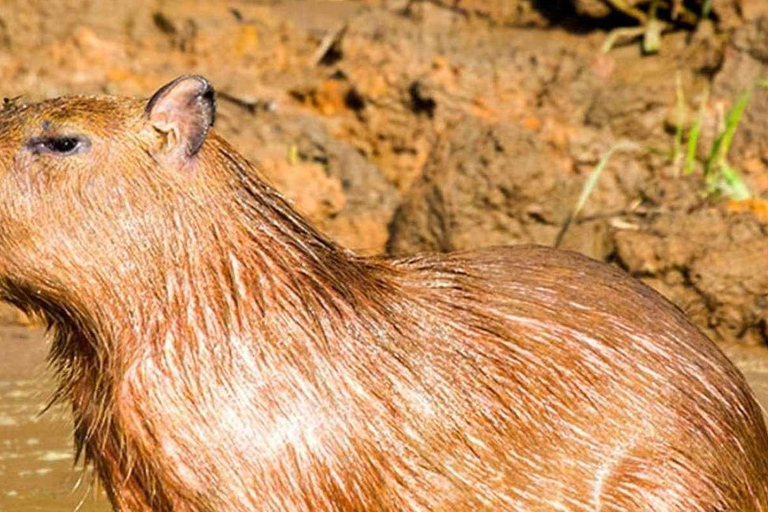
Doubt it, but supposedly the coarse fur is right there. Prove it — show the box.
[0,78,766,511]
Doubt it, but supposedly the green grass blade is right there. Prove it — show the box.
[672,72,685,168]
[555,142,635,247]
[685,88,708,175]
[685,120,701,175]
[643,18,662,54]
[705,92,749,175]
[718,91,751,165]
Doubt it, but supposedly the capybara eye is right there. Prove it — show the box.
[28,135,90,156]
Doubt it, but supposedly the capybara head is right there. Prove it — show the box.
[0,76,228,306]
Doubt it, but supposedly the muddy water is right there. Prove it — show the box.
[0,326,107,511]
[2,326,768,511]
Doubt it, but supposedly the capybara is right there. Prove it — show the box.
[0,76,766,511]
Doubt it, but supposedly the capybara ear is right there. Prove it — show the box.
[145,75,216,159]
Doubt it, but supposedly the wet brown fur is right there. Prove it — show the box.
[0,87,767,511]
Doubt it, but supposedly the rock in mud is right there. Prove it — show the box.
[387,117,580,254]
[614,207,768,346]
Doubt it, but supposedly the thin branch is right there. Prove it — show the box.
[310,23,348,67]
[217,92,274,115]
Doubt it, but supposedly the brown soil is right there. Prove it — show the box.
[2,0,768,507]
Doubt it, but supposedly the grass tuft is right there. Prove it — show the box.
[703,91,751,200]
[555,142,637,247]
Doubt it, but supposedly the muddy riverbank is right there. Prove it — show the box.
[2,1,768,508]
